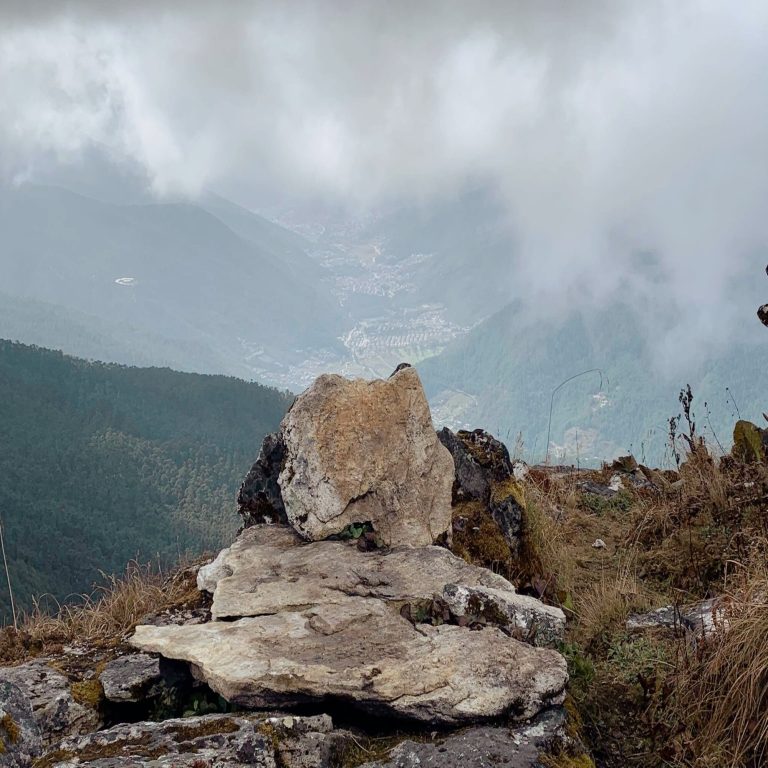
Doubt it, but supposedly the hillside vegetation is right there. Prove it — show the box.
[0,340,292,622]
[421,301,768,465]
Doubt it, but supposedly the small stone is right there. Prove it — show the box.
[592,539,607,549]
[441,584,566,646]
[99,653,162,703]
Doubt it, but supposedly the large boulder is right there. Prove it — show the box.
[133,526,567,724]
[279,366,454,547]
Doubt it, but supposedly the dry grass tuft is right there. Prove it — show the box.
[573,560,649,648]
[659,560,768,768]
[0,559,205,663]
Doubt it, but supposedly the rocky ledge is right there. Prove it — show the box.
[132,524,567,723]
[2,365,586,767]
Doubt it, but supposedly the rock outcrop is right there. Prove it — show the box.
[131,369,568,728]
[43,712,348,768]
[359,708,570,768]
[279,366,454,546]
[0,660,102,748]
[135,525,567,723]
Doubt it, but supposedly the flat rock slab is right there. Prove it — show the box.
[200,525,510,615]
[279,367,454,546]
[132,595,566,724]
[40,712,345,768]
[198,526,564,646]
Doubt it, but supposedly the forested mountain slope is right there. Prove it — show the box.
[0,340,292,621]
[420,301,768,465]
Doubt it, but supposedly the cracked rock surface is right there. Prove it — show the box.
[359,708,568,768]
[133,525,567,724]
[0,660,102,747]
[279,366,454,547]
[44,712,346,768]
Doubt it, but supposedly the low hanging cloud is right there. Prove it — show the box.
[1,1,767,359]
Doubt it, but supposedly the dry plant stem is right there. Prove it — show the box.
[0,515,18,630]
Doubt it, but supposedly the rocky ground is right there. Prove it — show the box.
[1,366,766,767]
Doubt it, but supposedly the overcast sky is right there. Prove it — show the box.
[1,1,767,360]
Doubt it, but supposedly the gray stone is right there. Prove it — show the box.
[0,660,102,748]
[41,713,348,768]
[627,598,725,637]
[441,584,565,646]
[238,431,288,527]
[200,525,517,620]
[99,653,162,703]
[359,708,569,767]
[132,596,567,724]
[0,679,42,768]
[278,367,454,547]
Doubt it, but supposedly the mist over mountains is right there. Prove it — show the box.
[2,157,766,466]
[2,1,767,465]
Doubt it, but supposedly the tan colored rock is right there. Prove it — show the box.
[278,366,453,546]
[198,526,564,646]
[132,596,567,724]
[134,526,568,724]
[199,525,507,616]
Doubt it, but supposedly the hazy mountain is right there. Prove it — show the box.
[0,290,245,376]
[420,301,768,466]
[359,188,515,326]
[0,182,344,377]
[0,339,293,621]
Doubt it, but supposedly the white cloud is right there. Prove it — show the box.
[1,0,767,358]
